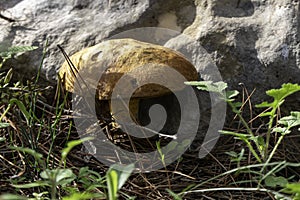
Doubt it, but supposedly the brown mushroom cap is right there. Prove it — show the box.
[59,39,198,100]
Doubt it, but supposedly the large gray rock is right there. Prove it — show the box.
[0,0,299,101]
[185,0,300,100]
[0,0,196,81]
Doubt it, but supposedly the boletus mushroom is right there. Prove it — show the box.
[59,38,198,133]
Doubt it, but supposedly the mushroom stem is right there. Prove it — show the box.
[109,98,140,124]
[129,98,140,123]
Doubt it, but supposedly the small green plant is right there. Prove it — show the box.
[281,183,300,200]
[156,139,191,167]
[4,137,97,200]
[183,81,300,198]
[186,81,300,164]
[0,44,43,129]
[106,164,135,200]
[225,148,246,168]
[0,137,135,200]
[0,68,33,125]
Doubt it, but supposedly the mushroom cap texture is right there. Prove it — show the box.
[59,39,198,100]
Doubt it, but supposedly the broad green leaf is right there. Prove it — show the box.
[258,111,274,117]
[176,139,192,153]
[266,83,300,102]
[0,46,38,68]
[256,84,300,110]
[253,136,265,151]
[196,86,212,92]
[106,164,134,200]
[237,148,245,160]
[256,101,273,108]
[40,169,55,179]
[186,81,227,94]
[278,111,300,128]
[232,102,243,108]
[166,141,178,154]
[166,189,183,200]
[107,169,118,200]
[10,147,43,163]
[226,90,239,100]
[272,127,290,134]
[181,139,192,147]
[0,46,38,58]
[12,181,50,188]
[4,68,13,84]
[61,137,94,163]
[265,175,288,187]
[116,164,134,190]
[40,169,76,186]
[0,123,10,128]
[55,169,76,185]
[62,192,104,200]
[185,81,213,87]
[227,149,246,163]
[8,46,38,54]
[186,81,234,103]
[214,81,228,93]
[9,98,32,124]
[225,151,238,158]
[220,130,249,139]
[285,183,300,193]
[205,81,227,93]
[78,167,104,184]
[32,191,49,199]
[0,194,28,200]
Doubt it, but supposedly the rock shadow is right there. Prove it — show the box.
[212,0,254,18]
[109,0,196,39]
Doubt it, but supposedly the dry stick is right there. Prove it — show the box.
[0,13,16,22]
[57,45,104,127]
[240,84,255,128]
[57,45,93,100]
[239,85,258,183]
[200,145,241,189]
[0,154,23,171]
[57,45,119,123]
[232,87,256,124]
[182,187,290,199]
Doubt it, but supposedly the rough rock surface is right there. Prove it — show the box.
[186,0,300,101]
[0,0,195,81]
[1,0,300,101]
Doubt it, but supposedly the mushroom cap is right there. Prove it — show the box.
[59,39,198,100]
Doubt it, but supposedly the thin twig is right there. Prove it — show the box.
[0,13,16,22]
